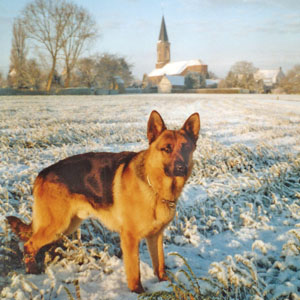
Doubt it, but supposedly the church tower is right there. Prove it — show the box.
[156,16,170,69]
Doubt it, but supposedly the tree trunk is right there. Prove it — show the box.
[46,70,54,92]
[46,57,56,92]
[64,67,71,88]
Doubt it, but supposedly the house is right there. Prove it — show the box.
[206,79,220,88]
[147,16,208,86]
[158,75,185,93]
[254,67,284,92]
[111,76,125,93]
[157,75,220,93]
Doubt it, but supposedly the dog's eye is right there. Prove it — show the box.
[161,144,172,153]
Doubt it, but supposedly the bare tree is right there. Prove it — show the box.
[21,0,75,91]
[207,71,218,79]
[95,53,133,89]
[278,65,300,94]
[62,4,98,88]
[8,18,28,89]
[74,57,97,87]
[219,71,238,88]
[73,54,133,89]
[230,61,258,75]
[0,72,3,87]
[222,61,263,92]
[26,59,43,90]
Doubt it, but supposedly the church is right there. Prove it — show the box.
[148,16,208,86]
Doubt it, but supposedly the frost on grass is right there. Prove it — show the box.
[0,95,300,299]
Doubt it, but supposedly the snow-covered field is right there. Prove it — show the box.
[0,94,300,300]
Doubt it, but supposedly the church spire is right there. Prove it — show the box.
[156,16,170,69]
[158,16,168,42]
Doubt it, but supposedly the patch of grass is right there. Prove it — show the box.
[139,253,212,300]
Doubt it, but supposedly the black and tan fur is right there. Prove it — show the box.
[7,110,200,293]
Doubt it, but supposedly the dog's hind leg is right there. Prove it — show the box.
[24,214,72,273]
[24,183,74,273]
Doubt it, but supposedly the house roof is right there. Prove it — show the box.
[206,79,220,86]
[113,76,124,84]
[149,59,204,77]
[163,75,185,86]
[158,16,168,42]
[254,68,284,85]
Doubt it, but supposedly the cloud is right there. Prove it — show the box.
[102,20,123,31]
[182,0,300,10]
[250,13,300,35]
[244,0,300,8]
[284,16,300,33]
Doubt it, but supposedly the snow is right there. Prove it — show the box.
[148,59,204,77]
[1,94,300,299]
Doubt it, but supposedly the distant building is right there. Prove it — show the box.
[205,79,220,88]
[158,75,185,93]
[254,67,285,92]
[149,59,207,86]
[111,76,125,93]
[148,16,208,86]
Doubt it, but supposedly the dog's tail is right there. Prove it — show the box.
[6,216,33,242]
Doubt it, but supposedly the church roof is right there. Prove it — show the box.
[149,59,204,77]
[158,16,168,42]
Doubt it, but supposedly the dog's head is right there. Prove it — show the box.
[147,110,200,178]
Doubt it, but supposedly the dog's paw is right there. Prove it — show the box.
[131,283,145,294]
[24,255,40,274]
[158,272,169,282]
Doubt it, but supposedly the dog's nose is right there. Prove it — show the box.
[174,161,187,177]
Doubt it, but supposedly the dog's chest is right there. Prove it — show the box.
[145,201,176,236]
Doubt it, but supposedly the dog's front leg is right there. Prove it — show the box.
[120,231,144,293]
[146,231,168,281]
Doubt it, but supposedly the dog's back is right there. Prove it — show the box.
[37,151,138,208]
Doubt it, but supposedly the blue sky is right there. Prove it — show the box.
[0,0,300,79]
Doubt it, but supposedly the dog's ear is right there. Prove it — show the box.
[147,110,167,144]
[182,113,200,144]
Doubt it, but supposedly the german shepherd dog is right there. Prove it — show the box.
[7,110,200,293]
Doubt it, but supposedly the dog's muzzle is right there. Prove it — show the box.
[165,161,187,177]
[174,161,188,177]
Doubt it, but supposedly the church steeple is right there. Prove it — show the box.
[156,16,170,69]
[158,16,169,42]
